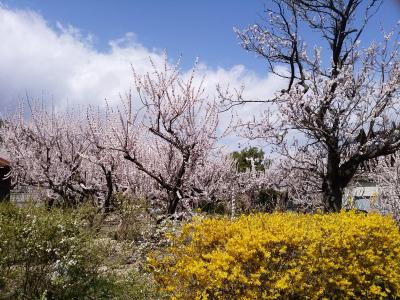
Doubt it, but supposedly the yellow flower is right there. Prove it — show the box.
[149,211,400,299]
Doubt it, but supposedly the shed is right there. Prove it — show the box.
[0,157,11,201]
[343,179,379,212]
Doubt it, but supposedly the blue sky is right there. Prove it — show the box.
[1,0,270,73]
[2,0,399,76]
[0,0,399,131]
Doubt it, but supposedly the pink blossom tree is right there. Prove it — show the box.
[361,154,400,221]
[222,0,400,211]
[1,104,90,206]
[108,57,223,215]
[1,103,123,209]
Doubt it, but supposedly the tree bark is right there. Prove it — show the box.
[167,189,181,215]
[104,170,113,213]
[322,176,343,212]
[322,150,343,212]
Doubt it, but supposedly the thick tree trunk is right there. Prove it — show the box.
[276,190,288,212]
[167,189,181,215]
[322,150,343,212]
[322,176,343,212]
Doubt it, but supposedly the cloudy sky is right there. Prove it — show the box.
[0,1,281,109]
[0,0,399,141]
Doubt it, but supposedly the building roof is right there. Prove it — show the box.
[0,157,10,167]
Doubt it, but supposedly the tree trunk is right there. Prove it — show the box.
[322,150,343,212]
[167,189,181,215]
[104,170,113,213]
[322,176,343,212]
[276,190,288,212]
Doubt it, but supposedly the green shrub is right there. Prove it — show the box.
[108,269,163,300]
[149,211,400,299]
[0,203,159,299]
[111,194,156,242]
[0,203,107,299]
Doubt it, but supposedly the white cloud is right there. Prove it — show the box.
[0,5,287,147]
[0,6,162,109]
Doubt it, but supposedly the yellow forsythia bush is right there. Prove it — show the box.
[148,211,400,299]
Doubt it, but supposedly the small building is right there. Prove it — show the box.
[343,179,379,212]
[0,157,11,201]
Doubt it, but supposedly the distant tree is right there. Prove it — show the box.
[230,147,284,212]
[364,153,400,222]
[2,105,90,206]
[231,147,266,172]
[1,104,125,210]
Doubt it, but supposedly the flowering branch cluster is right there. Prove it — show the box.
[0,57,260,216]
[225,0,400,211]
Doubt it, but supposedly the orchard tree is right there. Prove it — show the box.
[109,57,222,215]
[86,105,175,212]
[2,104,90,206]
[221,0,400,211]
[85,106,133,212]
[1,103,124,209]
[269,146,326,211]
[362,153,400,222]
